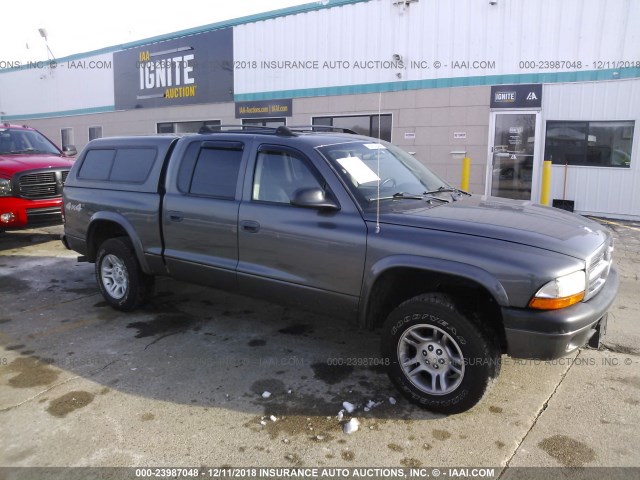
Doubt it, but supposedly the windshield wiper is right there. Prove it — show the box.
[393,192,424,200]
[423,186,471,196]
[7,149,54,155]
[368,192,450,203]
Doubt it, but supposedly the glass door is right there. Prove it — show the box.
[487,112,540,200]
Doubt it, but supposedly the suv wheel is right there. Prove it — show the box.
[382,293,500,414]
[95,237,154,311]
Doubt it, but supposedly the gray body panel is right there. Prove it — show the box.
[366,195,608,260]
[162,194,240,289]
[63,135,178,276]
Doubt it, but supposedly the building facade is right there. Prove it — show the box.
[1,0,639,219]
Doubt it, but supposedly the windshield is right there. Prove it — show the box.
[317,140,450,208]
[0,128,61,155]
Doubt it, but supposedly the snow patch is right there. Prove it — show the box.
[343,418,360,434]
[342,401,355,413]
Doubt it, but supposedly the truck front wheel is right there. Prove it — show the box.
[382,293,500,414]
[95,237,154,311]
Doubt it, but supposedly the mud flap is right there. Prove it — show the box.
[588,313,608,349]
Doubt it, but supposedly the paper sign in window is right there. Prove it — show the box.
[337,157,380,184]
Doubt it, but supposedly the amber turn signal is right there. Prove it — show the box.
[528,291,585,310]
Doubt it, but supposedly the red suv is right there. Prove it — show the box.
[0,124,76,230]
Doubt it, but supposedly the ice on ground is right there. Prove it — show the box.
[270,415,277,422]
[336,410,344,421]
[389,397,397,405]
[342,401,355,413]
[343,418,360,434]
[261,391,271,398]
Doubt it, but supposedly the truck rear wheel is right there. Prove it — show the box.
[95,237,154,311]
[382,293,500,414]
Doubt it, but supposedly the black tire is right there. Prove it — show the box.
[381,293,501,414]
[95,237,154,311]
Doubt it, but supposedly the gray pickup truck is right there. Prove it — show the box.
[61,126,618,414]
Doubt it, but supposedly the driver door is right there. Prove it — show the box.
[237,145,367,317]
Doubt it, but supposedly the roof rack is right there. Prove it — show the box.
[197,124,358,136]
[198,124,277,134]
[283,125,359,135]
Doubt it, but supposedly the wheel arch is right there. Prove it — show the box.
[360,256,509,350]
[86,212,151,274]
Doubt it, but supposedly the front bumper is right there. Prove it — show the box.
[502,267,619,360]
[0,197,63,229]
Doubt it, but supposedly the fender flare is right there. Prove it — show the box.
[359,254,510,327]
[87,211,152,274]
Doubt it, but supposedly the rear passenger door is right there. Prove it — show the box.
[162,139,246,290]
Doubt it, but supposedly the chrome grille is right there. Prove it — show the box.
[15,169,69,200]
[584,239,613,300]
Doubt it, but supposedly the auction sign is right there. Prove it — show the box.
[113,28,233,110]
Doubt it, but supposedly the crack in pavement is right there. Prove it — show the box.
[496,350,580,478]
[600,343,640,356]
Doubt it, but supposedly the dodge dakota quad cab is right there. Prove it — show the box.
[61,126,618,414]
[0,124,76,230]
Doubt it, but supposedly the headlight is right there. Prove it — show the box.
[529,270,586,310]
[0,178,11,196]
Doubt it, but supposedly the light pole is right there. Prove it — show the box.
[38,28,56,61]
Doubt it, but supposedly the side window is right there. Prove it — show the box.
[253,149,323,204]
[110,148,156,182]
[189,147,243,199]
[77,149,116,180]
[77,148,156,183]
[177,142,202,192]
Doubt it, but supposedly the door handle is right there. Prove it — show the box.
[240,220,260,233]
[167,211,184,222]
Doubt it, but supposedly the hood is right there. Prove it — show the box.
[367,195,609,260]
[0,154,75,177]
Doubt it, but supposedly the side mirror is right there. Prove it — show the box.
[62,145,77,157]
[291,187,340,211]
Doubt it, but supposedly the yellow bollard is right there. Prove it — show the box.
[460,157,471,191]
[540,160,552,206]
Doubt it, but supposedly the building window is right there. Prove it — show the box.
[312,114,392,141]
[89,126,103,141]
[242,118,286,128]
[61,128,74,148]
[157,120,221,134]
[545,121,634,168]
